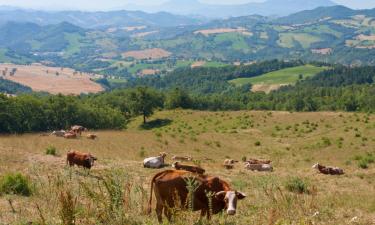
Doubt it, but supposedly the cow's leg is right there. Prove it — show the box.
[156,203,163,223]
[164,206,172,222]
[200,209,211,220]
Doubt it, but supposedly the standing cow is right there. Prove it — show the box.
[148,170,246,223]
[66,151,97,169]
[70,125,87,136]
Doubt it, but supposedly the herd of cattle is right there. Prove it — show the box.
[51,125,97,139]
[58,126,345,223]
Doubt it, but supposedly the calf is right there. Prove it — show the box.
[86,134,97,140]
[66,151,97,169]
[144,152,167,169]
[172,155,193,161]
[223,159,238,170]
[244,162,273,172]
[246,159,272,165]
[64,132,77,139]
[312,163,344,175]
[172,162,205,174]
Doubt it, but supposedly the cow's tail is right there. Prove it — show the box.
[148,170,167,214]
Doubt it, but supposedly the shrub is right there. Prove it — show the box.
[284,177,310,194]
[0,173,32,196]
[358,160,368,169]
[45,146,57,156]
[255,141,261,146]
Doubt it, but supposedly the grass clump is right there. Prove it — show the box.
[355,153,375,169]
[284,177,310,194]
[45,145,57,156]
[0,173,32,196]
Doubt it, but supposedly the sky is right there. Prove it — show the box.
[0,0,375,11]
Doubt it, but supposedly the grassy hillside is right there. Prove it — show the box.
[0,110,374,224]
[230,65,328,86]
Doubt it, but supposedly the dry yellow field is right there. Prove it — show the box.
[0,63,104,95]
[122,48,172,60]
[0,110,374,224]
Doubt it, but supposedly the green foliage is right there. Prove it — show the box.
[45,146,57,156]
[355,153,375,169]
[0,173,32,196]
[284,177,310,194]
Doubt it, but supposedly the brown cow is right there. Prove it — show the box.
[64,132,77,139]
[172,155,193,161]
[148,170,246,223]
[66,151,97,169]
[312,163,344,175]
[172,162,205,174]
[86,134,97,140]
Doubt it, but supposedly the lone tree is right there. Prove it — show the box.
[128,87,163,124]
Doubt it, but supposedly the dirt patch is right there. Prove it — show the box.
[0,64,104,95]
[251,84,288,93]
[132,31,159,38]
[140,69,159,76]
[191,61,206,68]
[122,48,171,60]
[194,27,252,36]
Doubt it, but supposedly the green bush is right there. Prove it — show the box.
[45,146,57,156]
[284,177,310,194]
[0,173,32,196]
[254,141,261,146]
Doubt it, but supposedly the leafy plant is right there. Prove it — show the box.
[0,173,32,196]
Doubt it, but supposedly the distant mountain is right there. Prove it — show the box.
[0,9,203,28]
[126,0,337,18]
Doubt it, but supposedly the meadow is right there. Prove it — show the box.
[230,65,328,92]
[0,110,374,225]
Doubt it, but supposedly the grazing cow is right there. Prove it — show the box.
[172,162,205,174]
[148,170,246,223]
[244,162,273,172]
[172,155,193,161]
[312,163,344,175]
[64,132,77,139]
[246,159,272,165]
[70,125,87,136]
[66,151,97,169]
[86,134,97,140]
[51,130,66,137]
[144,152,167,169]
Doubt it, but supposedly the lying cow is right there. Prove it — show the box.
[172,155,192,161]
[246,159,272,165]
[70,125,88,136]
[64,132,77,139]
[223,159,239,169]
[172,162,205,174]
[143,152,167,169]
[312,163,344,175]
[86,134,97,140]
[245,162,273,172]
[148,170,246,223]
[66,151,97,169]
[51,130,66,137]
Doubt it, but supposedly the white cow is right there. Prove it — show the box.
[143,152,167,168]
[244,162,273,172]
[51,130,66,137]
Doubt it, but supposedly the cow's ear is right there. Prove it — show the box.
[215,191,226,199]
[236,191,246,200]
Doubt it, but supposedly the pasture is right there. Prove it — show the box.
[230,65,328,93]
[0,64,104,95]
[122,48,172,60]
[0,110,374,224]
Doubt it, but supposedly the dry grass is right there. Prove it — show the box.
[0,63,104,95]
[194,27,252,36]
[251,84,288,93]
[0,110,375,224]
[122,48,171,60]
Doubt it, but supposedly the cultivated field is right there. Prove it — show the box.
[122,48,172,60]
[194,28,252,36]
[0,110,374,224]
[230,65,328,93]
[0,64,104,95]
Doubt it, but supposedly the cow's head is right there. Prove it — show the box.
[215,190,246,215]
[312,163,320,169]
[86,155,98,167]
[159,152,167,159]
[171,162,179,168]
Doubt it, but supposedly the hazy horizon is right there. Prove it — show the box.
[1,0,375,11]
